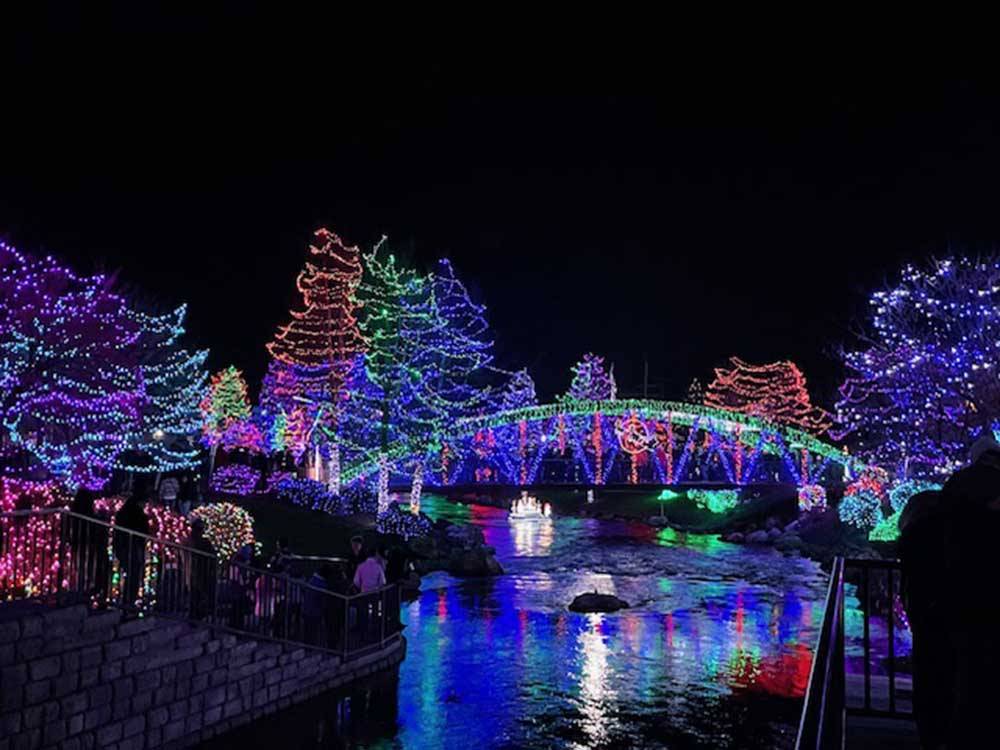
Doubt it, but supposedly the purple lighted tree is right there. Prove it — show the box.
[561,353,614,402]
[0,242,146,487]
[835,257,1000,478]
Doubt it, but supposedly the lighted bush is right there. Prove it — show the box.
[209,464,260,496]
[687,489,739,514]
[190,502,256,560]
[838,491,882,530]
[275,476,340,513]
[341,483,378,515]
[797,485,827,512]
[869,509,902,542]
[376,502,432,540]
[888,479,941,513]
[265,470,294,493]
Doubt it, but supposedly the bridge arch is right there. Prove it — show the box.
[343,400,859,490]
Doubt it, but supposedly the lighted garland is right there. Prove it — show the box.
[376,502,432,540]
[888,479,942,514]
[838,491,882,530]
[209,464,260,496]
[797,485,827,512]
[190,503,256,560]
[687,489,739,514]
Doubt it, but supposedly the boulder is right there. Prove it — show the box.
[775,533,803,553]
[746,530,770,544]
[444,523,485,550]
[767,527,782,540]
[723,532,745,544]
[448,548,503,577]
[568,592,630,613]
[647,516,670,527]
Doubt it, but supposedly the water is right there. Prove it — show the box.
[210,495,832,749]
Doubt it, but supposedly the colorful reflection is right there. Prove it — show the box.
[391,505,830,749]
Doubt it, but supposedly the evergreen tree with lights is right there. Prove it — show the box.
[116,305,208,474]
[835,257,1000,478]
[705,356,831,434]
[0,241,147,488]
[358,238,443,509]
[267,229,366,489]
[200,366,252,447]
[500,369,538,411]
[561,353,614,402]
[686,377,704,404]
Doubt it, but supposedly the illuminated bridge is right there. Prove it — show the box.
[343,400,858,490]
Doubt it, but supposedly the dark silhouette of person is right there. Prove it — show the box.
[899,489,953,749]
[189,518,216,619]
[938,435,1000,748]
[69,487,105,599]
[347,535,365,579]
[113,479,151,610]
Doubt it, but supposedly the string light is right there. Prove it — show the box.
[687,489,739,514]
[562,354,614,402]
[797,485,827,512]
[838,492,882,530]
[208,464,260,496]
[200,366,252,446]
[274,476,338,512]
[836,256,1000,478]
[190,503,256,560]
[0,479,70,599]
[705,357,831,435]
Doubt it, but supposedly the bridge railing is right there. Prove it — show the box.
[0,509,401,661]
[795,557,912,749]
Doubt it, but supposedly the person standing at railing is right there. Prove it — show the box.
[69,487,106,601]
[938,435,1000,749]
[303,565,332,646]
[353,548,386,593]
[113,479,151,611]
[899,489,952,750]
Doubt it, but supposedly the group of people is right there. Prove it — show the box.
[900,435,1000,749]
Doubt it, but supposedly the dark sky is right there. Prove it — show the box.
[5,25,1000,403]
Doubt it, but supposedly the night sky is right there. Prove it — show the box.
[6,27,1000,403]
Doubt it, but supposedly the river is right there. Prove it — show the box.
[208,495,834,749]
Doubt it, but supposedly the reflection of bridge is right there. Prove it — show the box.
[344,400,859,489]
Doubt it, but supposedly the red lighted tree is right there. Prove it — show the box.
[267,228,366,394]
[705,357,831,434]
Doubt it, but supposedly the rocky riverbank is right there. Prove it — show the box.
[407,519,504,577]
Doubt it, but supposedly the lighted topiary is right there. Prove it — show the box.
[838,491,883,530]
[687,489,739,514]
[190,503,256,560]
[209,464,260,496]
[797,485,827,512]
[888,479,942,513]
[869,509,902,542]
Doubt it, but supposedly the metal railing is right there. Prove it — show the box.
[795,557,912,749]
[0,509,401,660]
[795,557,846,750]
[845,558,909,717]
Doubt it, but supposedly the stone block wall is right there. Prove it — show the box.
[0,604,405,750]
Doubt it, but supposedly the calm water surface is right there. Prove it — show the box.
[210,495,833,749]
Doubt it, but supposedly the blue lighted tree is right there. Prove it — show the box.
[835,257,1000,478]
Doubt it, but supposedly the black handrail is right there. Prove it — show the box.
[795,556,845,750]
[0,509,401,660]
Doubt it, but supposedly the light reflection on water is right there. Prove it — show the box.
[205,495,835,749]
[390,495,829,749]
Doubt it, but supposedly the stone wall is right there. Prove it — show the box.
[0,603,405,750]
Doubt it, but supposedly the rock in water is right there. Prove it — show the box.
[568,592,630,613]
[746,530,770,544]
